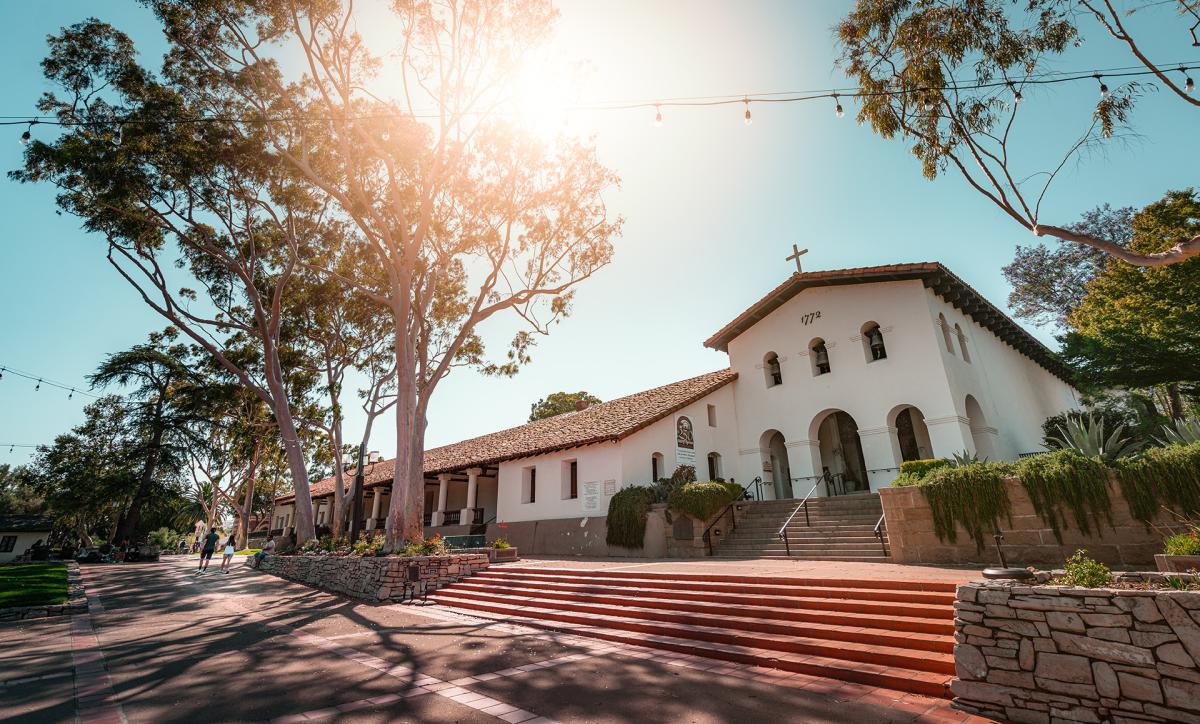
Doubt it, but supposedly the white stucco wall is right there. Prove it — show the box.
[0,531,50,562]
[616,383,741,486]
[494,440,623,523]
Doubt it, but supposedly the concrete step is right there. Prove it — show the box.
[432,567,956,698]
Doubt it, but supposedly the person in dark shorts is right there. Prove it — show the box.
[196,530,220,574]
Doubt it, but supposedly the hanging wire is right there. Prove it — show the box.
[0,364,102,399]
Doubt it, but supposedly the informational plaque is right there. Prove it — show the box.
[603,479,617,495]
[675,415,696,464]
[581,480,601,513]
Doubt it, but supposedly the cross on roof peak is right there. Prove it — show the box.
[786,244,808,273]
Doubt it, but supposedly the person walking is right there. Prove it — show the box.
[218,534,237,574]
[196,529,220,574]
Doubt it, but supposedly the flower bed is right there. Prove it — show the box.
[952,579,1200,723]
[251,553,489,604]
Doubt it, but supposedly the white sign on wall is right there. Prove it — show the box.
[675,415,696,465]
[581,480,601,513]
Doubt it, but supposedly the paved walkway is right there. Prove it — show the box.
[0,556,994,723]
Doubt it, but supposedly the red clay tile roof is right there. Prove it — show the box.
[703,262,1072,382]
[276,369,738,503]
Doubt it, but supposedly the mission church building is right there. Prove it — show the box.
[271,262,1078,538]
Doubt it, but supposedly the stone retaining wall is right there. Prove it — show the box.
[881,478,1174,566]
[252,553,489,604]
[952,581,1200,723]
[0,561,87,622]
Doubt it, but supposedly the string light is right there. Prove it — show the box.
[832,93,844,118]
[19,120,35,145]
[34,379,41,391]
[3,61,1196,142]
[0,364,102,400]
[654,104,662,128]
[1007,81,1023,104]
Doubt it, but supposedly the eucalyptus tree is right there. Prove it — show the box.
[837,0,1200,267]
[139,0,623,547]
[15,21,352,542]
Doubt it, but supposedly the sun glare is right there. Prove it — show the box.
[508,55,588,140]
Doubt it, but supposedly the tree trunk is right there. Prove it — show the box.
[115,424,165,542]
[1166,383,1185,420]
[236,441,262,549]
[385,324,423,549]
[263,351,316,543]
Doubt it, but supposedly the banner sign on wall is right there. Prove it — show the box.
[675,415,696,465]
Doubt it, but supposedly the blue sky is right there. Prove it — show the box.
[1,1,1197,468]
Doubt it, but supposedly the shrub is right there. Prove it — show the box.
[669,465,697,485]
[351,532,386,556]
[146,527,182,550]
[606,485,655,548]
[914,461,1014,551]
[1015,449,1112,543]
[1164,530,1200,556]
[1157,418,1200,446]
[1054,549,1111,588]
[1115,442,1200,523]
[401,534,447,557]
[900,458,951,479]
[667,481,742,521]
[491,537,511,549]
[1046,414,1142,464]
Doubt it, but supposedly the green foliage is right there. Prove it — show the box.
[146,527,183,550]
[1158,418,1200,447]
[1164,531,1200,556]
[914,463,1014,551]
[1054,550,1112,589]
[528,391,602,421]
[606,485,655,549]
[1115,443,1200,523]
[401,535,448,557]
[351,531,386,557]
[1046,414,1143,464]
[949,450,986,466]
[667,481,743,521]
[670,465,697,485]
[900,458,952,478]
[491,537,511,550]
[1015,450,1112,544]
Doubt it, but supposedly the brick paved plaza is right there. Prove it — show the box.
[0,556,993,723]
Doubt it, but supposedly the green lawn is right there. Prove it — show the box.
[233,549,261,556]
[0,562,68,608]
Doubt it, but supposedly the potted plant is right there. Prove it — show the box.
[491,537,518,562]
[1154,523,1200,573]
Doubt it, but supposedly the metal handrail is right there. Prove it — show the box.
[701,476,762,556]
[873,513,888,556]
[777,480,821,557]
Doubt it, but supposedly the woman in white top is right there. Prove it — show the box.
[219,534,237,574]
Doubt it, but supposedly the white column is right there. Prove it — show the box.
[460,467,481,526]
[924,415,975,458]
[857,426,903,492]
[366,489,381,530]
[432,474,450,526]
[785,440,823,498]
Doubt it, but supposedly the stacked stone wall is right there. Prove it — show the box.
[953,581,1200,723]
[881,478,1175,566]
[253,553,489,604]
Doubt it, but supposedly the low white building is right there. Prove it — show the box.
[0,515,55,562]
[272,262,1078,532]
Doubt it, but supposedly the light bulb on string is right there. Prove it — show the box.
[1007,81,1023,104]
[1095,74,1108,98]
[112,124,123,147]
[743,98,752,126]
[68,388,74,400]
[19,121,36,145]
[1181,67,1195,94]
[654,104,663,128]
[35,379,41,392]
[832,93,844,118]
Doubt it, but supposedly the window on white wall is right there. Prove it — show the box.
[939,314,955,354]
[810,338,830,376]
[0,536,15,553]
[562,460,578,500]
[707,452,723,481]
[862,322,887,362]
[707,404,717,427]
[651,452,664,481]
[955,324,971,363]
[523,466,537,503]
[764,352,783,387]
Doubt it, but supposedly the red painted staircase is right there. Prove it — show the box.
[430,567,958,698]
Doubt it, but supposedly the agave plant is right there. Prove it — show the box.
[948,450,987,466]
[1047,414,1143,464]
[1156,418,1200,447]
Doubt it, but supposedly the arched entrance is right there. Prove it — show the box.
[892,405,934,462]
[813,411,869,495]
[759,430,793,500]
[965,395,996,460]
